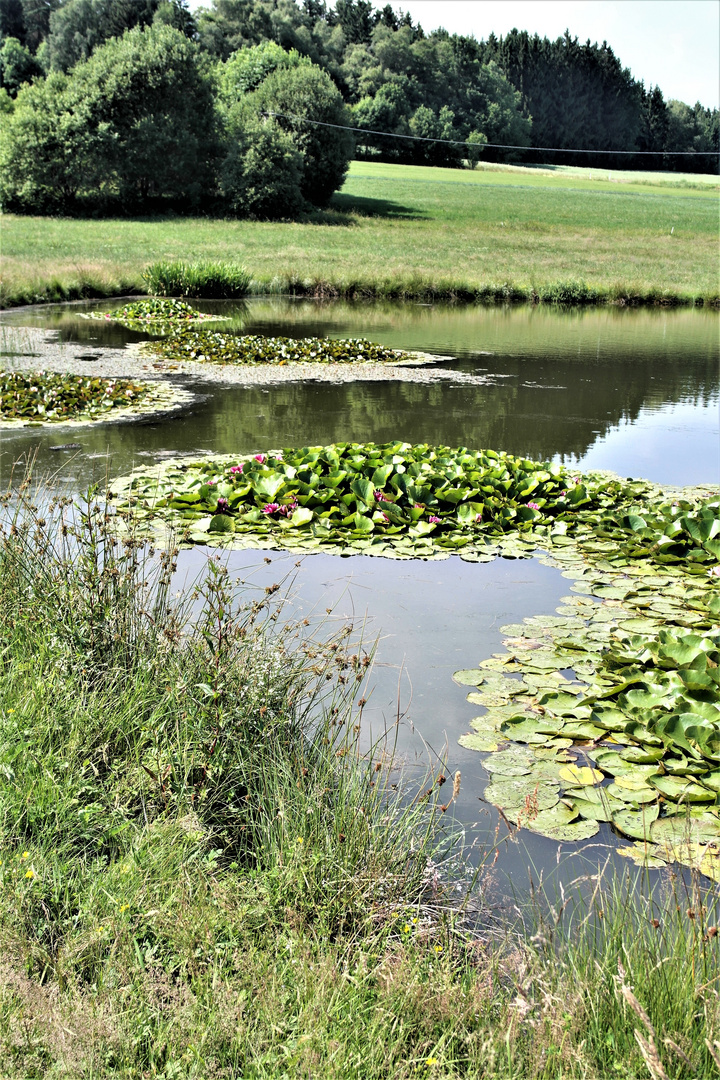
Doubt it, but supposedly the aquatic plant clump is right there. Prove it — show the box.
[142,259,251,299]
[109,442,626,555]
[455,496,720,879]
[143,330,413,366]
[0,370,154,423]
[84,297,226,327]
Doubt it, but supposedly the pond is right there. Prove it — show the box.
[1,298,718,900]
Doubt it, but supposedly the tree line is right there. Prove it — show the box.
[0,0,716,217]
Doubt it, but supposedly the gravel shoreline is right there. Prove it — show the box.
[0,325,499,388]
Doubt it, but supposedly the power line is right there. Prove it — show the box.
[263,110,719,157]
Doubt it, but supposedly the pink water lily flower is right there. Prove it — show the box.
[526,502,540,510]
[254,454,266,464]
[374,489,389,501]
[262,503,280,514]
[230,465,243,474]
[428,515,441,524]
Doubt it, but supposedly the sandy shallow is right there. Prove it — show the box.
[0,325,498,388]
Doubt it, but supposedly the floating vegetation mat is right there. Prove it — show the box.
[108,442,628,556]
[83,297,227,331]
[0,370,188,426]
[108,442,720,878]
[141,330,414,366]
[453,499,720,880]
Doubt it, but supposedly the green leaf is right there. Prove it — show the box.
[646,774,715,802]
[208,514,235,534]
[253,472,286,500]
[350,476,375,506]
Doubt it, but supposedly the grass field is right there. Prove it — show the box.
[1,160,718,309]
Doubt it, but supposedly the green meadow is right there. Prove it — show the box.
[1,160,718,309]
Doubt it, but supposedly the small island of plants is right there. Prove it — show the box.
[142,329,414,366]
[83,297,227,330]
[0,370,157,425]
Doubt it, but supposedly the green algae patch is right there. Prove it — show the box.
[0,370,188,426]
[142,330,414,367]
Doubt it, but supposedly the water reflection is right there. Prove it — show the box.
[1,298,717,489]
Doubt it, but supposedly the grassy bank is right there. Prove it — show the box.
[0,481,719,1078]
[1,161,718,310]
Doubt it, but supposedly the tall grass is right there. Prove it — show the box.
[142,260,251,299]
[0,475,719,1077]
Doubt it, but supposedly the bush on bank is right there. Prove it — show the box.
[0,31,354,217]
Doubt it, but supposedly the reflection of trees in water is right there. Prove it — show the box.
[203,347,718,463]
[1,300,717,485]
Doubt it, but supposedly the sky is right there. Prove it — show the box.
[393,1,720,109]
[187,0,720,109]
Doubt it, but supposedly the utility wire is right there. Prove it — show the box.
[263,110,719,156]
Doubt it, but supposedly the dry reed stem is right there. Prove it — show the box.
[617,962,670,1080]
[633,1031,670,1080]
[705,1038,720,1071]
[662,1037,693,1069]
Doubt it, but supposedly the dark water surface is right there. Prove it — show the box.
[2,299,718,898]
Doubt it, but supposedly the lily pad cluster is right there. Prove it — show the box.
[84,298,225,330]
[106,441,720,879]
[108,442,629,556]
[0,371,152,423]
[456,505,720,880]
[143,330,411,366]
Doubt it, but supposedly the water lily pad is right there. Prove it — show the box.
[453,669,486,686]
[483,776,560,812]
[483,749,534,776]
[651,814,720,847]
[613,805,659,840]
[571,797,615,822]
[558,764,604,786]
[525,801,599,841]
[459,733,500,752]
[499,720,551,744]
[606,782,658,804]
[616,843,667,868]
[646,774,716,802]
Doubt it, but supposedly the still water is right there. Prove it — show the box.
[1,299,718,897]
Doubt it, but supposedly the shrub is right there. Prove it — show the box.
[537,279,600,305]
[248,62,355,207]
[0,23,217,212]
[219,109,306,218]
